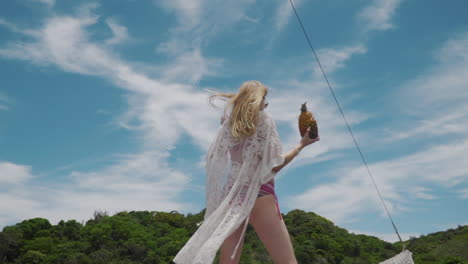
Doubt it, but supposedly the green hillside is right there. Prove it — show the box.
[403,224,468,264]
[0,209,466,264]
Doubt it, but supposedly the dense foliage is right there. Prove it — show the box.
[0,209,466,263]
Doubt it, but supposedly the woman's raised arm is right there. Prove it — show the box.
[272,127,320,173]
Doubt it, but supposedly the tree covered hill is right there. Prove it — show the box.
[0,209,466,264]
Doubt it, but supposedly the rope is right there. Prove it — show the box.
[287,0,405,246]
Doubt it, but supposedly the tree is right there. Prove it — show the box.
[89,248,113,264]
[442,256,464,264]
[0,227,21,262]
[21,250,46,263]
[17,218,52,240]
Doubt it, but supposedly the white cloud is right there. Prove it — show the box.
[0,192,44,227]
[2,0,446,234]
[0,161,33,184]
[0,14,109,76]
[0,7,225,150]
[0,162,46,227]
[314,44,367,76]
[384,32,468,142]
[283,30,468,226]
[0,4,225,228]
[105,18,129,46]
[64,151,196,212]
[386,107,468,141]
[285,136,468,224]
[285,172,378,224]
[358,0,403,32]
[386,135,468,185]
[399,32,468,110]
[0,6,374,228]
[0,153,199,229]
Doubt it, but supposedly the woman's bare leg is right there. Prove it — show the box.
[249,195,298,264]
[219,218,247,264]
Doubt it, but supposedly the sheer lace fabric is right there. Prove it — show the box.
[173,111,285,264]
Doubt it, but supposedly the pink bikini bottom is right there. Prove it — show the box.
[257,179,282,220]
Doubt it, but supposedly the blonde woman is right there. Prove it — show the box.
[173,80,319,264]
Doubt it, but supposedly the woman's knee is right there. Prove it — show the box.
[219,220,247,263]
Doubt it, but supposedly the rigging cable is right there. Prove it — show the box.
[287,0,404,245]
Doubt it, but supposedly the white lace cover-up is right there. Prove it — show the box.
[173,110,285,263]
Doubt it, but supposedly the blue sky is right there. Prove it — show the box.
[1,0,467,243]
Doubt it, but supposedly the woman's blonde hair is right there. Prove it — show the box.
[209,80,268,139]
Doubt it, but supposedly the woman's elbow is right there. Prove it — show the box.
[272,166,281,173]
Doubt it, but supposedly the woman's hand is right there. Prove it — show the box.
[300,126,320,148]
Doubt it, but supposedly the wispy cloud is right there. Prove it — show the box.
[385,31,468,142]
[257,43,371,172]
[285,171,379,224]
[154,0,257,55]
[105,18,129,46]
[386,108,468,141]
[314,44,367,76]
[413,187,437,200]
[263,0,400,166]
[156,0,205,30]
[0,4,222,228]
[358,0,403,32]
[285,30,468,226]
[0,1,376,229]
[273,0,303,32]
[0,192,43,228]
[459,189,468,199]
[61,151,197,213]
[0,5,223,150]
[3,1,463,237]
[285,121,468,224]
[0,18,39,37]
[398,32,468,110]
[157,48,224,84]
